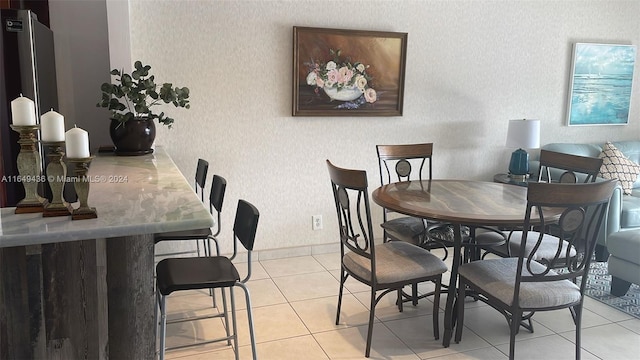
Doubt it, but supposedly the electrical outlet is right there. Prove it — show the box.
[312,215,323,230]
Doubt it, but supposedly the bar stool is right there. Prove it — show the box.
[156,199,260,360]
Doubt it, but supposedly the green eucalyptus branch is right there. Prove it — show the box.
[96,61,190,128]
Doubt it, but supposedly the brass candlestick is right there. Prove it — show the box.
[10,125,48,214]
[42,141,72,217]
[67,156,98,220]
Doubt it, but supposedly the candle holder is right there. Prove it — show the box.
[67,156,98,220]
[10,125,48,214]
[42,141,72,217]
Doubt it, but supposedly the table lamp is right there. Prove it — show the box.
[505,119,540,181]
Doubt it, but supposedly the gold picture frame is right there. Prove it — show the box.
[292,26,407,116]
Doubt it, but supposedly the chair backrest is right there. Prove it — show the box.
[326,160,377,278]
[233,199,260,252]
[513,180,616,305]
[537,150,602,184]
[376,143,433,186]
[195,159,209,201]
[209,175,227,237]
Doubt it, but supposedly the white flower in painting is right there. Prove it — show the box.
[356,63,366,73]
[355,75,367,90]
[306,71,317,86]
[325,61,337,71]
[364,88,377,103]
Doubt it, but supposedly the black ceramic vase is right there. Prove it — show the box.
[109,118,156,155]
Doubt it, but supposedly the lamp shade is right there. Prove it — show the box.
[505,119,540,149]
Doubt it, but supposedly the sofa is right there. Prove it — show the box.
[529,140,640,296]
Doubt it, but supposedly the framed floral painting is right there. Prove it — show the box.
[292,26,407,116]
[566,43,637,126]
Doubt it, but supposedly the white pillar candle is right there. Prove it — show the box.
[10,94,37,126]
[65,126,90,158]
[41,109,66,141]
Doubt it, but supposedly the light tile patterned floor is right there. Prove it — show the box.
[160,253,640,359]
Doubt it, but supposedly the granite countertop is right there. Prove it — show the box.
[0,147,213,247]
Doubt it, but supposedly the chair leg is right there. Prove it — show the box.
[574,304,583,360]
[336,270,346,325]
[433,277,441,340]
[220,287,231,345]
[454,278,465,343]
[237,282,258,360]
[365,288,377,358]
[229,287,239,360]
[509,310,521,360]
[158,294,167,360]
[412,283,419,306]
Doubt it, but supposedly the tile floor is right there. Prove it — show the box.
[160,251,640,359]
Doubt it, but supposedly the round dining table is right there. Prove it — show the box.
[371,179,546,347]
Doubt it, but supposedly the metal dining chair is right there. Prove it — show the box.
[455,180,616,360]
[156,199,260,360]
[474,150,604,262]
[327,160,447,357]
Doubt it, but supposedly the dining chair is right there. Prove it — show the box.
[327,160,447,357]
[154,158,214,257]
[475,150,604,262]
[154,173,227,306]
[156,199,260,360]
[377,143,469,304]
[455,180,616,360]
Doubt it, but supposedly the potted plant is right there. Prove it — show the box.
[97,60,190,155]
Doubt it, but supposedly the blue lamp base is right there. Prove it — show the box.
[508,148,529,181]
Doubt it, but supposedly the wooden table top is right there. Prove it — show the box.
[372,179,537,226]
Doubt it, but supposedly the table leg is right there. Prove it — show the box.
[443,223,463,347]
[106,234,155,359]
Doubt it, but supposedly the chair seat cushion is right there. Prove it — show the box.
[154,228,212,243]
[381,216,425,243]
[508,231,576,261]
[343,241,447,286]
[156,256,239,296]
[474,231,576,261]
[459,258,581,308]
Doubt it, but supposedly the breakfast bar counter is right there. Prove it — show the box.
[0,147,214,359]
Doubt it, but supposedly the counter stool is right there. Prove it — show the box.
[156,199,260,360]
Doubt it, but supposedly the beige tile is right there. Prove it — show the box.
[290,294,371,333]
[217,278,288,311]
[618,318,640,335]
[352,289,438,322]
[234,303,310,346]
[272,271,339,302]
[562,323,640,360]
[384,314,493,359]
[329,269,370,294]
[530,307,611,333]
[427,347,508,359]
[313,252,342,271]
[313,323,420,359]
[494,334,600,360]
[582,296,634,322]
[162,315,232,358]
[261,255,325,277]
[455,306,554,346]
[254,335,329,360]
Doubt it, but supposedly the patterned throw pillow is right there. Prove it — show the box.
[598,142,640,195]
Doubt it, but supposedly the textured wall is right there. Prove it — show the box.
[126,0,640,255]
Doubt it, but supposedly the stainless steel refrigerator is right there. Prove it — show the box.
[1,9,58,207]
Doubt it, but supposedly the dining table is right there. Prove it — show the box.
[0,147,214,359]
[371,179,550,347]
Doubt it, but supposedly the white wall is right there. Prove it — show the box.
[72,0,640,256]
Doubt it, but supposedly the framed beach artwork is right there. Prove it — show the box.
[292,26,407,116]
[567,43,637,126]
